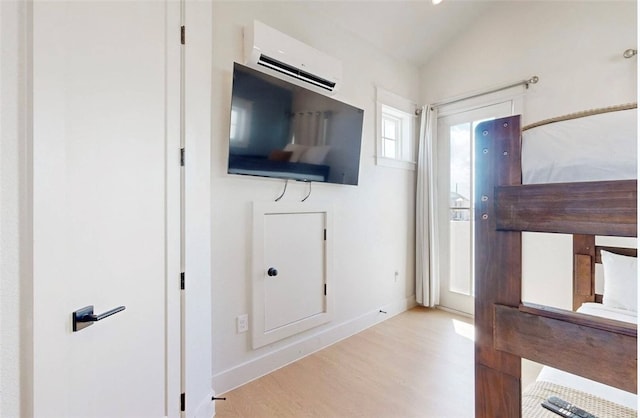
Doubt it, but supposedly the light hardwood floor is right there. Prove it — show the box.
[214,307,475,418]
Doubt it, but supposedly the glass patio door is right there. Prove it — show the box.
[436,101,513,315]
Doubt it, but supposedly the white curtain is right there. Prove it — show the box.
[415,105,439,307]
[290,111,330,146]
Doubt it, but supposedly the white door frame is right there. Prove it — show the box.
[182,0,214,416]
[435,92,523,315]
[168,0,183,416]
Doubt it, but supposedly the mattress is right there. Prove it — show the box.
[531,303,637,411]
[522,108,637,184]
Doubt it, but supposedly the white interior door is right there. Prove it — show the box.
[32,2,180,416]
[436,101,514,315]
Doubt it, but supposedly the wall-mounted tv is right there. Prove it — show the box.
[227,63,364,186]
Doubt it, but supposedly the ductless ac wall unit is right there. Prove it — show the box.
[243,20,342,95]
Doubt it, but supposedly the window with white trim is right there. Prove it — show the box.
[376,87,416,170]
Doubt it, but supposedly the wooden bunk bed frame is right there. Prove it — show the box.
[474,115,637,417]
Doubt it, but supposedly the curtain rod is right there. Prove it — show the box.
[415,75,539,115]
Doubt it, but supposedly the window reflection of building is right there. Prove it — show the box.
[230,98,253,148]
[450,191,470,221]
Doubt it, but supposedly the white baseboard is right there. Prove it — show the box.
[435,305,474,319]
[212,295,416,397]
[191,391,214,418]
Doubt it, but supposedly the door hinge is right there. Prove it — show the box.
[180,392,185,412]
[324,283,327,296]
[180,26,185,45]
[180,148,185,166]
[323,229,327,241]
[180,272,185,290]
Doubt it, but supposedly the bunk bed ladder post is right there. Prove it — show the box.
[474,115,522,418]
[573,235,596,310]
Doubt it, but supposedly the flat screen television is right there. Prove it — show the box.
[227,62,364,185]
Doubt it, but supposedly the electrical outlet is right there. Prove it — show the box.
[237,314,249,333]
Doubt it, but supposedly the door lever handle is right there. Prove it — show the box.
[72,305,126,332]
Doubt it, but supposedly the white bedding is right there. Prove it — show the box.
[522,108,637,184]
[535,302,638,410]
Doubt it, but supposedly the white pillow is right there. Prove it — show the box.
[283,144,309,163]
[601,250,638,312]
[299,145,330,165]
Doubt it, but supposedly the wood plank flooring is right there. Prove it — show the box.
[214,307,475,418]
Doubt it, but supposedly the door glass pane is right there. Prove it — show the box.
[449,122,472,295]
[450,123,471,211]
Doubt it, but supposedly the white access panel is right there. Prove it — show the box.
[252,202,333,348]
[264,212,325,330]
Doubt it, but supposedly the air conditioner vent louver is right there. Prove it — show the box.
[257,55,336,91]
[244,20,342,95]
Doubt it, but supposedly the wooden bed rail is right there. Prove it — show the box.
[495,180,637,237]
[517,303,637,337]
[494,303,637,393]
[595,246,638,262]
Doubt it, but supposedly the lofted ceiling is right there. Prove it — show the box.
[303,0,496,68]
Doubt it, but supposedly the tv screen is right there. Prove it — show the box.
[227,63,364,185]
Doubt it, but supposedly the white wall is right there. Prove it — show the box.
[420,1,637,309]
[211,2,419,394]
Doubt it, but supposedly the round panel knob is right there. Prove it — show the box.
[267,267,278,277]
